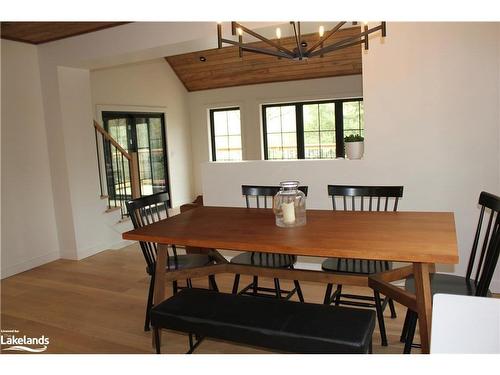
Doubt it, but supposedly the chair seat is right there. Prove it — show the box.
[322,258,392,274]
[147,254,212,274]
[405,273,492,297]
[230,251,296,268]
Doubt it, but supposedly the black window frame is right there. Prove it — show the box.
[262,98,363,160]
[101,111,171,205]
[209,107,242,162]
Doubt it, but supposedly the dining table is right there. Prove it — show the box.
[122,206,458,354]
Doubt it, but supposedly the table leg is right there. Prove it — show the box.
[413,262,433,354]
[154,244,168,306]
[152,244,168,351]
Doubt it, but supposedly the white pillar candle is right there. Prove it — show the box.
[282,201,296,224]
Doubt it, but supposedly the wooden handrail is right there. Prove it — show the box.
[93,120,140,199]
[93,120,132,161]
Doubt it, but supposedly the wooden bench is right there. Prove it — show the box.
[150,288,376,354]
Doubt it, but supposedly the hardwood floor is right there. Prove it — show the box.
[1,244,415,354]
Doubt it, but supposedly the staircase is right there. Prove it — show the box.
[93,120,140,219]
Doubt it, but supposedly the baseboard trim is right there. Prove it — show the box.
[1,251,60,280]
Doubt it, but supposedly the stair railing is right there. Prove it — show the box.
[93,120,140,219]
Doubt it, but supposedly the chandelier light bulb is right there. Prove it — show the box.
[363,21,368,26]
[319,25,324,37]
[237,27,243,36]
[276,27,281,39]
[217,21,222,25]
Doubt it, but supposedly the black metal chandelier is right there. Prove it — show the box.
[216,21,386,60]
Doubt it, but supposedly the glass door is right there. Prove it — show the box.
[102,112,170,205]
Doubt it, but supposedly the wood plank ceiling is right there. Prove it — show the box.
[166,26,362,91]
[0,22,129,44]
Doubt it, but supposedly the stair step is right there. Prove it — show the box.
[105,206,122,213]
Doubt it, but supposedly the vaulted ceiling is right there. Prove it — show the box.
[1,22,129,44]
[165,26,362,91]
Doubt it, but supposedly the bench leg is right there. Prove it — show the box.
[187,333,204,354]
[153,327,161,354]
[232,274,240,294]
[374,291,388,347]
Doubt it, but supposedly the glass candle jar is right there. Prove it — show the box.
[273,181,306,227]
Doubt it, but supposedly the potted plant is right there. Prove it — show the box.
[344,134,364,160]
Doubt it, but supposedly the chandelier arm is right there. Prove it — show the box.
[306,21,346,54]
[232,22,295,56]
[221,38,293,59]
[309,39,365,58]
[308,23,385,58]
[291,22,303,60]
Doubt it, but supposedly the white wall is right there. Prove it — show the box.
[189,74,363,195]
[201,23,500,291]
[90,59,194,207]
[30,23,242,264]
[1,40,60,277]
[57,66,135,258]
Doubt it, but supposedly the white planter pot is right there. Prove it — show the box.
[345,141,364,160]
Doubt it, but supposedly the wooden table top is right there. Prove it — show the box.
[123,206,459,264]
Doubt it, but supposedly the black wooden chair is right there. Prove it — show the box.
[400,191,500,354]
[126,192,218,331]
[231,185,306,302]
[322,185,404,346]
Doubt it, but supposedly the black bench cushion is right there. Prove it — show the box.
[151,288,375,354]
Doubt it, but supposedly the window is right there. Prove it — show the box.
[102,112,170,202]
[209,108,242,161]
[262,99,364,160]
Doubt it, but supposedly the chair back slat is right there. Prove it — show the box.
[126,191,173,271]
[466,205,485,281]
[465,192,500,296]
[476,219,500,296]
[327,185,404,213]
[241,185,308,209]
[473,211,494,283]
